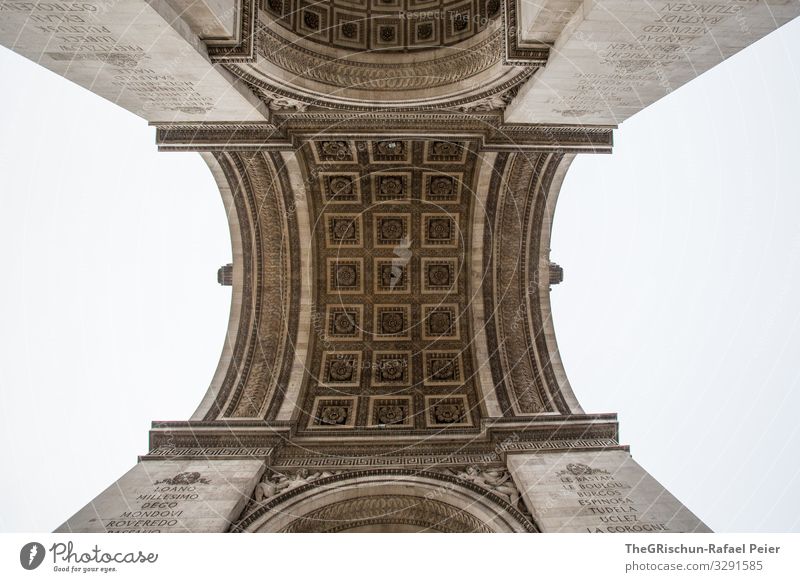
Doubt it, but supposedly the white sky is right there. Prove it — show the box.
[1,17,799,532]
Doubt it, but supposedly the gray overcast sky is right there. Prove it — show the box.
[1,17,799,532]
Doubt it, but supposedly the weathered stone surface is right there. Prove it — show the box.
[0,0,265,121]
[508,0,800,124]
[508,450,711,533]
[55,459,265,532]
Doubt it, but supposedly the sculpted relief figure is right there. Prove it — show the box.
[444,466,523,510]
[253,469,339,503]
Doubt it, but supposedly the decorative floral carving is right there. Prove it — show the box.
[429,311,453,335]
[322,141,349,157]
[341,22,358,38]
[328,259,362,293]
[381,312,403,334]
[380,26,395,42]
[452,13,469,32]
[378,176,403,197]
[427,264,452,286]
[303,11,320,30]
[374,305,410,340]
[376,405,405,424]
[329,361,353,381]
[375,260,409,293]
[429,176,454,197]
[376,141,404,156]
[380,219,403,240]
[320,405,349,424]
[333,313,356,334]
[331,218,356,242]
[418,23,433,40]
[434,403,462,423]
[379,359,404,381]
[560,463,611,476]
[320,354,361,387]
[335,265,357,286]
[424,215,456,246]
[154,472,211,485]
[432,141,460,157]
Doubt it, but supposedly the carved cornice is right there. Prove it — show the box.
[153,119,614,153]
[230,65,536,113]
[147,414,620,458]
[140,447,275,461]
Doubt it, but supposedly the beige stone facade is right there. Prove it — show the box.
[3,0,797,533]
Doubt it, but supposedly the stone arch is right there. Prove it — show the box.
[232,469,538,533]
[483,151,584,415]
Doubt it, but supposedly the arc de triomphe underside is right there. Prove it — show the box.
[4,0,797,533]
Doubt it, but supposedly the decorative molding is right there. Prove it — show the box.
[456,81,522,112]
[260,0,502,53]
[499,437,622,453]
[147,414,619,452]
[231,468,539,532]
[231,63,536,112]
[207,0,259,63]
[279,495,497,533]
[140,447,274,460]
[273,452,503,468]
[483,152,576,415]
[197,152,300,420]
[502,0,550,65]
[255,25,506,92]
[154,119,613,153]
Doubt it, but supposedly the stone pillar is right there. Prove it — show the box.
[55,458,265,533]
[0,0,266,122]
[506,0,800,125]
[507,450,711,533]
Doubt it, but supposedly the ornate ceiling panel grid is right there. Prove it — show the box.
[295,138,487,433]
[261,0,502,52]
